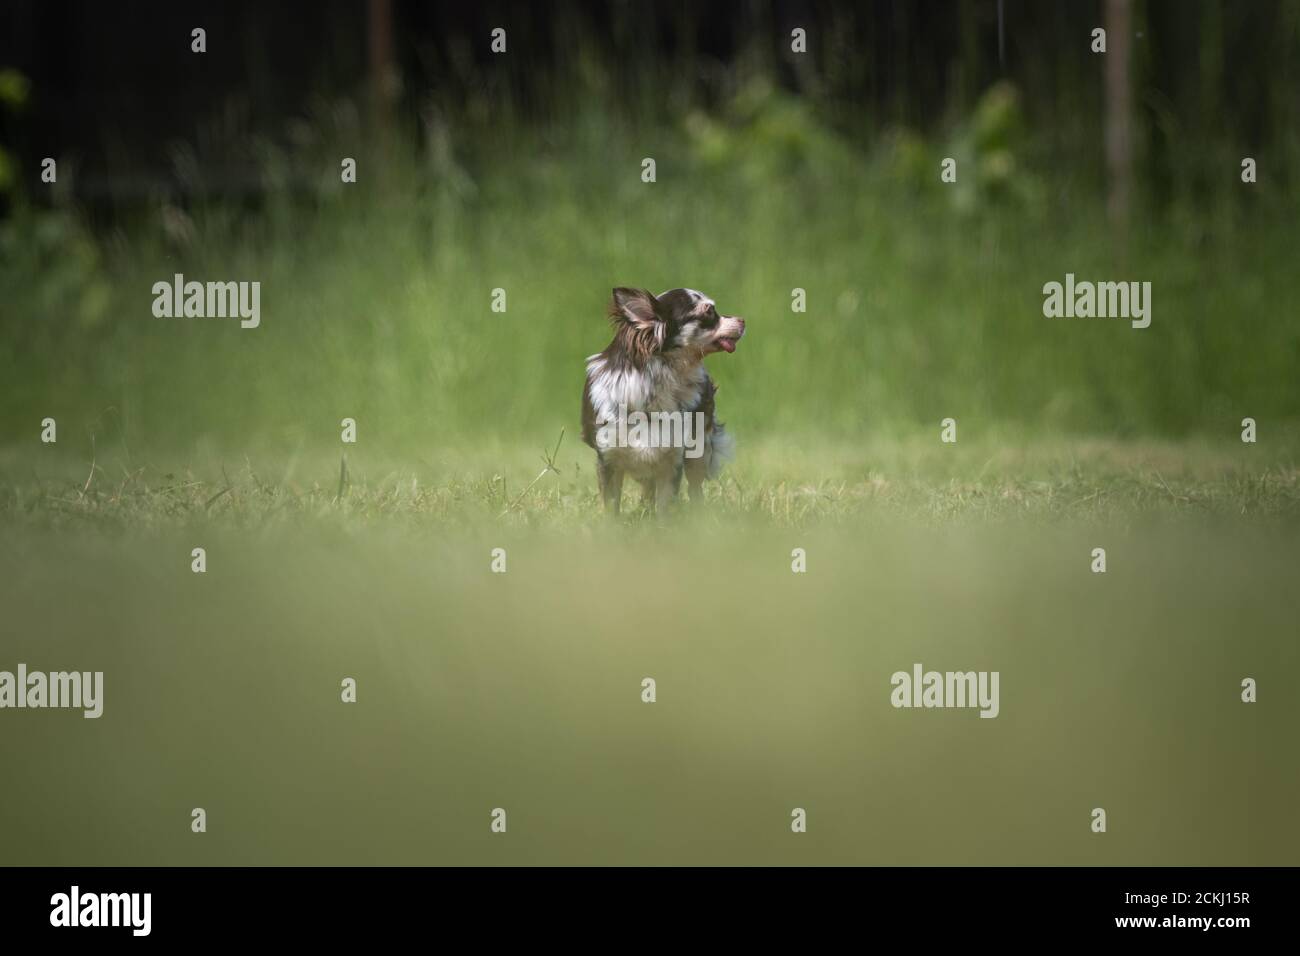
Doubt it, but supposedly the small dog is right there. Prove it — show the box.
[582,287,746,513]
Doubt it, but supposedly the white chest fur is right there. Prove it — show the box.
[586,353,708,475]
[586,353,705,417]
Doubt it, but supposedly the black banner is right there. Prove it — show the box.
[0,867,1287,941]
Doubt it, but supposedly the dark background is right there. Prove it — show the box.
[3,1,1297,208]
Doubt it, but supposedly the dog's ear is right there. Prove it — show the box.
[610,288,659,328]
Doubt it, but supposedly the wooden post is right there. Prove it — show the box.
[1104,0,1133,242]
[368,0,396,168]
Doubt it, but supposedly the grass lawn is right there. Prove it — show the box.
[1,436,1296,865]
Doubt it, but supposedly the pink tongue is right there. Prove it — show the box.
[718,338,736,353]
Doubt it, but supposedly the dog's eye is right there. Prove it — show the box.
[704,307,719,325]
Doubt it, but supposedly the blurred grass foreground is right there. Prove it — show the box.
[1,519,1296,865]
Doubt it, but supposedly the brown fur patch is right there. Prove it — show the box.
[606,289,664,368]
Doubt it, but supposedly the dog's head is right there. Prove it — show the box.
[608,287,746,364]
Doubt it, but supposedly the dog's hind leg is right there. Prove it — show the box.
[636,477,656,511]
[597,456,624,515]
[684,453,707,505]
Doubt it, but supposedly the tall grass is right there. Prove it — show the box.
[1,84,1297,463]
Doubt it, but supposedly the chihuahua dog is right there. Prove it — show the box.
[581,287,746,514]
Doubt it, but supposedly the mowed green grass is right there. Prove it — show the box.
[1,439,1297,865]
[3,433,1298,530]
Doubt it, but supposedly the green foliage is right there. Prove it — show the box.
[883,82,1045,215]
[1,82,1296,458]
[685,79,857,184]
[0,68,29,109]
[0,67,31,195]
[0,206,112,330]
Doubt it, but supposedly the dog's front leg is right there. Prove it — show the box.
[651,461,684,515]
[596,454,624,515]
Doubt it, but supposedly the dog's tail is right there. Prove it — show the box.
[708,421,735,480]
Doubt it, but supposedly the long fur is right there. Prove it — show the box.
[604,290,665,368]
[582,287,745,512]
